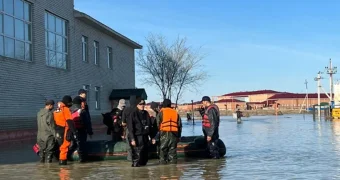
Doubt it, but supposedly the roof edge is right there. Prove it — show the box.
[74,10,142,49]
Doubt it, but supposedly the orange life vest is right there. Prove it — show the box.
[54,102,72,127]
[202,105,219,128]
[160,108,179,132]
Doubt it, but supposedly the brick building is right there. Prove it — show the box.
[0,0,141,130]
[268,93,330,109]
[177,90,331,112]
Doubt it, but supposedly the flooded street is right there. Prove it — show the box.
[2,114,340,179]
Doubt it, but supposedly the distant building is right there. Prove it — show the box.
[268,93,330,109]
[176,90,332,111]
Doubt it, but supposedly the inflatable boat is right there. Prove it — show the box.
[71,136,226,161]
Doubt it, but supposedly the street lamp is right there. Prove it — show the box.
[191,100,195,125]
[325,58,337,102]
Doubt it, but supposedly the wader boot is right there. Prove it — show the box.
[46,153,53,163]
[59,160,67,165]
[39,151,45,163]
[237,118,242,124]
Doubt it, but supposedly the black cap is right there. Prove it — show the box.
[162,99,172,108]
[201,96,211,102]
[62,95,73,106]
[78,89,87,95]
[45,100,55,105]
[138,99,146,105]
[72,96,82,105]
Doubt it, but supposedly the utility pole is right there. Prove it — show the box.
[314,71,323,120]
[325,58,337,102]
[305,79,309,112]
[300,79,309,113]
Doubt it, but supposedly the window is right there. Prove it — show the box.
[82,36,87,62]
[45,12,67,69]
[107,47,112,69]
[0,0,32,61]
[83,84,90,103]
[95,86,100,110]
[94,41,99,65]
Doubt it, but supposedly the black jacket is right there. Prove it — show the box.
[127,109,153,141]
[70,104,93,135]
[122,106,136,124]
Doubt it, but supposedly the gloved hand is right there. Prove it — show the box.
[73,132,79,141]
[198,107,205,117]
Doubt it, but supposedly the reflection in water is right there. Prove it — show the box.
[331,120,340,157]
[201,159,226,180]
[4,115,340,179]
[59,168,70,180]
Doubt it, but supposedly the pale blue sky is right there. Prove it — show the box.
[74,0,340,103]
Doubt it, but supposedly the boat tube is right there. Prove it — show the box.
[71,136,226,161]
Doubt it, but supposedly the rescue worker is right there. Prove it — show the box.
[187,112,192,121]
[236,109,242,124]
[149,102,160,134]
[201,96,221,159]
[122,97,139,161]
[77,89,93,138]
[37,100,56,163]
[149,101,161,157]
[156,99,182,164]
[54,95,78,165]
[69,96,93,162]
[127,99,155,167]
[110,99,126,142]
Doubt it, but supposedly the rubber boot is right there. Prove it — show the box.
[46,154,53,163]
[131,160,140,167]
[39,152,45,163]
[59,160,67,165]
[159,159,167,165]
[168,158,177,164]
[79,155,86,163]
[237,118,242,124]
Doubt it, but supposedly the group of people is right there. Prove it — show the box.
[105,95,221,167]
[36,89,221,167]
[104,97,183,167]
[36,89,93,165]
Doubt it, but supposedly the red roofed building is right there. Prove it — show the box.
[268,93,331,109]
[217,90,281,109]
[214,99,246,110]
[162,90,332,112]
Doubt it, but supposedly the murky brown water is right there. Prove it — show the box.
[2,115,340,179]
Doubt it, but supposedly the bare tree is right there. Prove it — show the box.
[137,33,207,106]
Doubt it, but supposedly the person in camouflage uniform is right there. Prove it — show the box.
[156,99,182,164]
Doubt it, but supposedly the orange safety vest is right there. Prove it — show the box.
[160,108,179,132]
[202,105,219,128]
[54,102,72,127]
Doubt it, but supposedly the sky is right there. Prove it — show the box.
[74,0,340,103]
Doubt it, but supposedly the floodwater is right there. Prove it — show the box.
[1,114,340,179]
